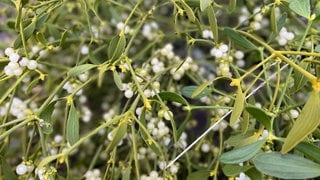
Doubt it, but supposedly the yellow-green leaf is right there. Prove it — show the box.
[67,102,79,145]
[228,0,237,13]
[113,70,123,91]
[230,87,245,126]
[207,5,219,43]
[14,20,36,48]
[200,0,211,11]
[281,91,320,153]
[191,80,213,98]
[68,64,97,77]
[106,121,127,152]
[180,0,196,22]
[290,61,310,93]
[108,34,126,61]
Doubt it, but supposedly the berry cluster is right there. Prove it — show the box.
[3,48,38,76]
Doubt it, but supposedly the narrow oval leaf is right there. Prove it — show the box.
[281,92,320,154]
[228,0,237,13]
[200,0,211,11]
[296,141,320,163]
[315,44,320,52]
[113,70,123,91]
[181,85,211,99]
[59,30,68,47]
[270,5,277,33]
[207,5,219,43]
[224,27,257,50]
[39,101,56,134]
[67,102,79,145]
[289,0,310,19]
[191,80,213,98]
[180,0,196,22]
[219,139,265,164]
[158,91,189,106]
[88,49,100,65]
[230,87,245,126]
[290,61,310,93]
[241,111,250,134]
[107,122,127,152]
[253,152,320,179]
[245,105,272,130]
[67,64,97,77]
[36,32,47,46]
[14,20,36,48]
[36,13,49,29]
[108,34,126,61]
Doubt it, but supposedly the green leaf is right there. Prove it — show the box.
[191,80,213,98]
[296,141,320,163]
[122,166,131,180]
[158,91,189,106]
[253,152,320,179]
[245,167,262,180]
[241,110,250,134]
[281,91,320,153]
[67,64,97,77]
[225,131,259,148]
[290,61,310,93]
[245,105,272,130]
[14,20,36,48]
[277,13,287,32]
[1,156,17,180]
[270,5,277,33]
[36,13,49,29]
[36,32,47,46]
[222,164,252,176]
[187,169,211,180]
[219,139,265,164]
[67,102,79,145]
[180,0,196,22]
[181,85,211,99]
[107,122,127,152]
[39,101,56,134]
[207,5,219,43]
[289,0,310,19]
[108,34,126,61]
[224,27,257,50]
[200,0,211,11]
[47,24,60,39]
[228,0,237,13]
[230,87,245,126]
[88,49,100,65]
[113,70,123,91]
[59,30,68,47]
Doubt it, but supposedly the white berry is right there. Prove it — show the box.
[124,89,133,98]
[16,163,28,175]
[4,47,14,56]
[9,53,20,62]
[27,60,38,70]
